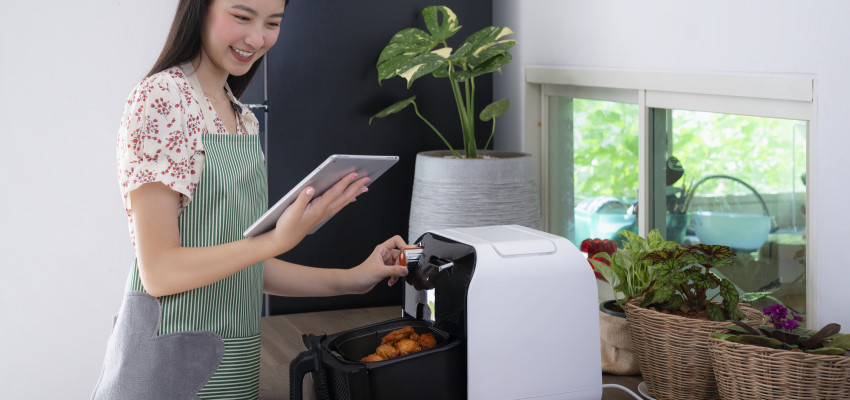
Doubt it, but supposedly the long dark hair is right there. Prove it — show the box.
[147,0,289,98]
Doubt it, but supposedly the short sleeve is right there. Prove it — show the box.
[116,72,202,215]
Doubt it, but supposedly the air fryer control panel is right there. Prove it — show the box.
[402,232,476,339]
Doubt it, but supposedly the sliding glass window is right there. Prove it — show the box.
[648,109,807,317]
[548,95,639,246]
[542,80,809,321]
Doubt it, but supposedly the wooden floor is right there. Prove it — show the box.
[259,306,644,400]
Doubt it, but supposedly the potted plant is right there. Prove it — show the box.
[666,170,695,245]
[709,304,850,399]
[588,229,678,375]
[590,230,679,313]
[623,243,765,400]
[369,5,539,241]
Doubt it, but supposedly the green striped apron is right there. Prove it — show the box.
[125,132,268,398]
[125,63,268,399]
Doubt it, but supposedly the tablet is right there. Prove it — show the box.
[242,154,399,237]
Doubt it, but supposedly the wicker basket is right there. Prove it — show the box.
[624,299,764,400]
[709,336,850,399]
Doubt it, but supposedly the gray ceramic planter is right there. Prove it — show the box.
[407,150,541,242]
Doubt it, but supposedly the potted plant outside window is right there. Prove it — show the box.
[369,5,539,241]
[709,304,850,399]
[623,243,765,400]
[665,156,694,244]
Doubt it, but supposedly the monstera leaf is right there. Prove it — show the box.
[376,6,460,87]
[371,5,516,159]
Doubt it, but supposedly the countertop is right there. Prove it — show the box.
[259,306,644,400]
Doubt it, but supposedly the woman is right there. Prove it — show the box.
[92,0,408,398]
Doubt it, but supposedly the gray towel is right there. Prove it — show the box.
[91,291,224,400]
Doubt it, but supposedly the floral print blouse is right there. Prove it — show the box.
[116,66,260,245]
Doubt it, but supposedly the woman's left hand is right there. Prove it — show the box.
[348,235,410,294]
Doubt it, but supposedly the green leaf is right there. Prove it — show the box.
[421,6,461,44]
[590,257,617,287]
[730,322,760,335]
[429,64,453,79]
[479,98,510,121]
[380,53,449,89]
[455,26,515,67]
[706,302,726,322]
[738,334,784,348]
[806,347,846,355]
[647,284,674,305]
[690,270,713,289]
[376,28,435,70]
[665,295,682,311]
[369,96,416,124]
[463,52,513,81]
[448,68,476,81]
[801,323,842,350]
[827,334,850,350]
[719,279,739,302]
[400,57,448,88]
[647,229,665,248]
[766,329,799,344]
[643,248,676,266]
[611,249,633,270]
[727,306,745,322]
[711,333,740,342]
[695,244,737,267]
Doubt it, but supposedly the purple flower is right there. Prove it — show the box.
[762,304,803,333]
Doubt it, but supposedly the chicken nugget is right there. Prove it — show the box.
[381,326,415,344]
[394,338,422,356]
[418,333,437,350]
[375,343,399,359]
[361,354,385,362]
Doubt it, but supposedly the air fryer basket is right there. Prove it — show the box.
[290,317,465,400]
[330,318,448,362]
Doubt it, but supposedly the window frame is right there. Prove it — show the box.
[524,67,818,323]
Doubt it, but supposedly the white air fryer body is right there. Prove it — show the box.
[409,225,602,399]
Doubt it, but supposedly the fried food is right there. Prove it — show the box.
[380,326,415,345]
[418,333,436,350]
[395,338,422,356]
[360,353,385,362]
[375,343,399,359]
[360,326,439,362]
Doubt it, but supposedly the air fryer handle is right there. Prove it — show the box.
[289,349,319,400]
[289,335,324,400]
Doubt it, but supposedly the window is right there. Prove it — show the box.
[547,95,639,244]
[652,109,807,316]
[529,68,813,320]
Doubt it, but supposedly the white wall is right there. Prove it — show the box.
[0,1,175,398]
[3,1,847,397]
[493,0,850,328]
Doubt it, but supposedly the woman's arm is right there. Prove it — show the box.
[131,172,369,297]
[263,235,409,297]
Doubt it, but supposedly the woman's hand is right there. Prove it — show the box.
[347,235,410,294]
[269,172,370,254]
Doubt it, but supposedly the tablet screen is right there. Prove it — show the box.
[242,154,399,237]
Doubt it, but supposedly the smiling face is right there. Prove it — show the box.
[198,0,286,78]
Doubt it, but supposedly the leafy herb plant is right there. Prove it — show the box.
[712,304,850,356]
[640,244,744,322]
[369,5,515,159]
[590,229,678,312]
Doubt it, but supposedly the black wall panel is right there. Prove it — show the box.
[263,1,494,314]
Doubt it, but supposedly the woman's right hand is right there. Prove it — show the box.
[269,172,371,253]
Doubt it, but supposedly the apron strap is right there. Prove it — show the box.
[179,62,248,135]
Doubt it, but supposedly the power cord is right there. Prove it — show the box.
[602,383,644,400]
